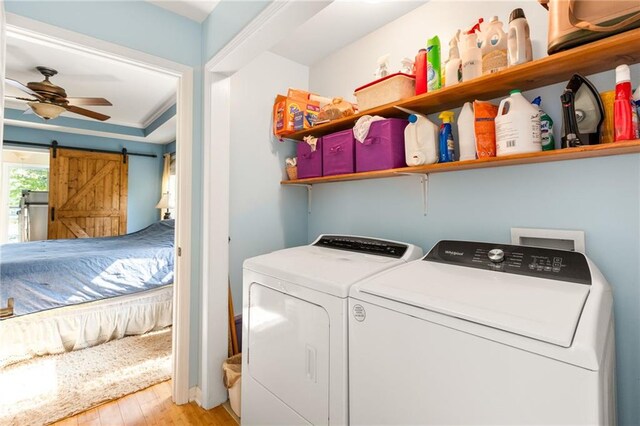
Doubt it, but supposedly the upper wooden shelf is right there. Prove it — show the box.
[283,28,640,141]
[281,140,640,185]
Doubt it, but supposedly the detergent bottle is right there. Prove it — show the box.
[532,96,555,150]
[415,49,428,95]
[445,30,462,87]
[614,64,635,141]
[461,20,483,82]
[404,113,439,166]
[438,111,456,162]
[427,36,442,91]
[457,102,476,160]
[495,90,541,156]
[482,16,508,75]
[507,8,533,66]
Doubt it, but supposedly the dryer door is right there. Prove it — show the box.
[248,282,330,425]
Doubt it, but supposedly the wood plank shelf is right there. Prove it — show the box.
[281,140,640,185]
[282,28,640,141]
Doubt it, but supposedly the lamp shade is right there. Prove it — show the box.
[28,102,66,120]
[155,192,174,209]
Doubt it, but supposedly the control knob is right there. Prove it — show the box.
[488,248,505,263]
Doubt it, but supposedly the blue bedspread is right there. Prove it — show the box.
[0,220,174,318]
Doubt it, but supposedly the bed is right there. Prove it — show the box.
[0,220,174,367]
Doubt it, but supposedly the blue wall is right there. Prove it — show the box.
[3,125,164,232]
[4,0,204,387]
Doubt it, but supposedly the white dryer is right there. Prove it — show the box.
[349,240,616,425]
[241,235,423,425]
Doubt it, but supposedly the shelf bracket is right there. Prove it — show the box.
[288,184,313,214]
[395,172,429,216]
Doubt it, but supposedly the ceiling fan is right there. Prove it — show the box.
[4,66,112,121]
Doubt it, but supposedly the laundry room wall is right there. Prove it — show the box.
[228,51,309,309]
[307,1,640,424]
[3,124,165,232]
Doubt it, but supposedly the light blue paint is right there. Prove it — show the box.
[4,107,145,137]
[4,0,203,387]
[144,104,177,137]
[3,125,164,232]
[202,1,270,62]
[308,155,640,425]
[164,141,176,154]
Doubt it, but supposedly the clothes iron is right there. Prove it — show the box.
[561,74,604,148]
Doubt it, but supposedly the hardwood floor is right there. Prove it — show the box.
[51,381,238,426]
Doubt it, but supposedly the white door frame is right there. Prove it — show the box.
[1,14,194,404]
[200,0,332,408]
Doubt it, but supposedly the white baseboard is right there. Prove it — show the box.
[189,386,202,406]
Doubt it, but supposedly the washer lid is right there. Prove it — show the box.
[243,235,422,298]
[358,254,591,348]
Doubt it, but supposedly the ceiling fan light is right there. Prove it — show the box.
[27,102,66,120]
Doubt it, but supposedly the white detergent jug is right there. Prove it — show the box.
[457,102,476,161]
[495,90,541,156]
[404,113,439,166]
[481,16,508,75]
[507,8,532,66]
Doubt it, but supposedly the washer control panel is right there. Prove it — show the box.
[315,235,408,258]
[425,240,591,285]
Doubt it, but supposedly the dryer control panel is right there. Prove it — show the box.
[314,235,408,259]
[425,240,591,285]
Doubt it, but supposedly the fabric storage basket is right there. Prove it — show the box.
[356,118,408,172]
[297,138,323,178]
[322,129,355,176]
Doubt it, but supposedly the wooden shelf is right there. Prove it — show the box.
[283,28,640,141]
[281,140,640,185]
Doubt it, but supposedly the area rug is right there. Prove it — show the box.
[0,327,172,426]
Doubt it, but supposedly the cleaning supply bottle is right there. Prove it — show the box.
[614,64,634,141]
[445,30,462,87]
[404,113,439,166]
[438,111,456,162]
[507,8,533,66]
[457,102,476,160]
[415,49,428,95]
[427,36,441,91]
[495,90,541,156]
[532,96,555,150]
[634,87,640,138]
[461,23,483,82]
[374,54,390,79]
[482,16,508,75]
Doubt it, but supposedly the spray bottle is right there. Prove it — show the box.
[461,19,483,82]
[532,96,555,150]
[427,36,441,91]
[438,111,456,162]
[445,30,462,87]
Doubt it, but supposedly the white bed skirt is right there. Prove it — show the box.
[0,285,173,367]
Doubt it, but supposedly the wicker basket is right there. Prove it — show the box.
[286,165,298,181]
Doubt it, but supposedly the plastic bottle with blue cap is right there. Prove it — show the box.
[404,113,439,166]
[438,111,456,162]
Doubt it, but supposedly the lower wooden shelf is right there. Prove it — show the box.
[281,139,640,185]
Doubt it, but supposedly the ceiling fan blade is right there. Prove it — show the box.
[65,97,112,106]
[65,105,111,121]
[5,78,45,100]
[4,95,39,102]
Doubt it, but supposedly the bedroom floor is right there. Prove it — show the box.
[51,381,238,426]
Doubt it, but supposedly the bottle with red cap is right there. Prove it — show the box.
[614,65,636,141]
[415,49,428,95]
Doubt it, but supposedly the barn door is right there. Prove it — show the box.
[48,148,128,239]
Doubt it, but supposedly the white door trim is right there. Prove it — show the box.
[200,0,332,408]
[3,13,193,405]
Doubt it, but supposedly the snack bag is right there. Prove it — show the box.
[473,100,499,158]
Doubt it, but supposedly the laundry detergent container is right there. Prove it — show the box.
[297,138,323,179]
[356,118,408,172]
[322,129,355,176]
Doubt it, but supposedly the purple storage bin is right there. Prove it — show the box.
[297,138,323,178]
[322,129,355,176]
[356,118,408,172]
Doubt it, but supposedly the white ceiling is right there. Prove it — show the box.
[4,32,178,141]
[270,0,428,66]
[146,0,220,22]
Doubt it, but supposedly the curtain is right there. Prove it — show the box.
[160,153,171,218]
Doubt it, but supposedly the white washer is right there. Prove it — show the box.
[241,235,423,425]
[349,240,616,425]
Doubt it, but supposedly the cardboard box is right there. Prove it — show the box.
[273,94,320,136]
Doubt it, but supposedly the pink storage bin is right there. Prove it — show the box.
[356,118,408,172]
[322,129,355,176]
[297,138,323,178]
